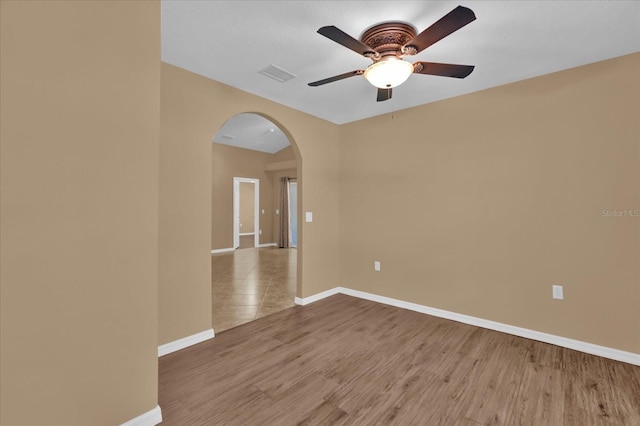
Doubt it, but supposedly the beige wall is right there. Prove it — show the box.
[339,53,640,353]
[239,182,256,234]
[212,144,272,249]
[160,63,340,345]
[212,143,298,249]
[271,145,296,162]
[0,1,160,425]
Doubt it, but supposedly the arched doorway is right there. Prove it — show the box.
[210,113,301,332]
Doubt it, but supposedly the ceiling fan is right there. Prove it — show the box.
[308,5,476,102]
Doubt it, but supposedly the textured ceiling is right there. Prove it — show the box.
[213,113,290,154]
[162,0,640,146]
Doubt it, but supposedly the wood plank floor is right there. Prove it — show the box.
[159,294,640,425]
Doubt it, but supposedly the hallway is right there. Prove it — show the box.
[211,247,296,332]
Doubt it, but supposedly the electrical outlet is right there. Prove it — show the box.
[552,285,564,300]
[374,261,381,272]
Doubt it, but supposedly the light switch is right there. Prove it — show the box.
[552,285,564,300]
[262,209,265,214]
[305,212,313,222]
[276,209,279,215]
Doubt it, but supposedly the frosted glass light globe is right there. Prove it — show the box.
[364,58,414,89]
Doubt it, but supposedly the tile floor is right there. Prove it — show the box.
[211,246,297,332]
[237,234,255,249]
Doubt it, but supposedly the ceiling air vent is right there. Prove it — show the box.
[258,65,297,83]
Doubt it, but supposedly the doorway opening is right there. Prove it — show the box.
[289,180,297,248]
[278,177,298,249]
[211,113,300,333]
[233,177,259,249]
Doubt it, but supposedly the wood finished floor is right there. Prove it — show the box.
[159,294,640,425]
[211,247,296,332]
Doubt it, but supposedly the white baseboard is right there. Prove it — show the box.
[297,286,640,366]
[212,244,277,253]
[258,243,277,248]
[294,287,340,306]
[211,247,234,254]
[158,328,215,357]
[120,405,162,426]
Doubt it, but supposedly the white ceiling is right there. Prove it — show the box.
[162,0,640,130]
[213,113,290,154]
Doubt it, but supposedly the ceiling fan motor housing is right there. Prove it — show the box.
[360,22,418,59]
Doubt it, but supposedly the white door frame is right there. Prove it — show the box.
[233,177,260,249]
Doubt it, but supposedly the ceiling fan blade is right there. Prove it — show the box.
[318,26,376,57]
[413,62,474,78]
[308,70,364,87]
[377,88,392,102]
[404,6,476,54]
